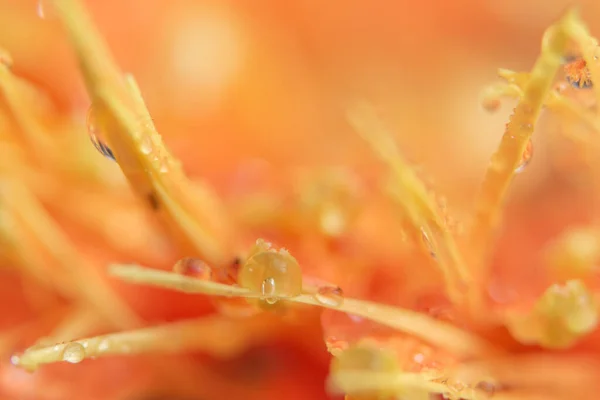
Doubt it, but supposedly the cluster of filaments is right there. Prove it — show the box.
[6,2,600,400]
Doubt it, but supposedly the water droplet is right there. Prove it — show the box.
[173,257,212,280]
[413,353,425,364]
[97,339,110,353]
[320,207,346,237]
[140,136,153,155]
[37,0,47,18]
[238,243,303,299]
[261,277,278,304]
[515,140,533,174]
[420,228,437,258]
[482,96,500,113]
[0,49,13,68]
[315,286,344,307]
[476,381,497,397]
[159,158,169,173]
[36,0,56,19]
[87,105,116,162]
[10,354,20,366]
[62,342,85,364]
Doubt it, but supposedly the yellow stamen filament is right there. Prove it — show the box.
[49,0,232,265]
[12,313,289,371]
[347,102,471,305]
[109,264,497,358]
[0,179,140,329]
[469,11,574,283]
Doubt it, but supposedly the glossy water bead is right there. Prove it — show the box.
[237,239,303,301]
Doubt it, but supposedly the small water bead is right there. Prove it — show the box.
[10,354,20,366]
[332,344,399,374]
[140,136,153,155]
[159,158,170,173]
[36,0,53,19]
[173,257,212,280]
[315,286,344,308]
[87,105,116,162]
[97,339,110,353]
[0,49,13,69]
[420,228,437,259]
[515,139,533,174]
[237,240,303,299]
[481,96,501,113]
[62,342,86,364]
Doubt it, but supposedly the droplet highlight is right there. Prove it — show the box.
[420,228,437,258]
[515,139,533,174]
[140,136,153,155]
[315,286,344,308]
[261,277,278,304]
[62,342,85,364]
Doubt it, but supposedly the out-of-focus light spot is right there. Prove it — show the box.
[168,7,246,115]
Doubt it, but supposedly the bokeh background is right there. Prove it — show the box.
[1,0,600,399]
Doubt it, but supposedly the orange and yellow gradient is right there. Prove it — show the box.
[1,1,600,399]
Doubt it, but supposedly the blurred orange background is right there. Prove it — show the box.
[2,0,600,399]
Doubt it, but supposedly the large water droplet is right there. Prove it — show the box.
[515,139,533,174]
[87,105,116,162]
[315,286,344,307]
[62,342,85,364]
[173,257,212,280]
[238,241,303,300]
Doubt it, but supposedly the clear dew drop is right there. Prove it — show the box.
[36,0,46,19]
[159,158,170,173]
[173,257,213,280]
[62,342,86,364]
[515,139,533,174]
[36,0,56,19]
[315,286,344,308]
[481,96,500,113]
[140,136,153,155]
[261,277,278,304]
[97,339,110,353]
[420,228,437,258]
[0,49,13,69]
[10,354,20,366]
[87,105,116,162]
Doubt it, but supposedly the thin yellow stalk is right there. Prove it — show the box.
[469,12,573,280]
[49,0,232,266]
[12,313,287,372]
[347,102,471,304]
[109,264,498,358]
[0,179,141,329]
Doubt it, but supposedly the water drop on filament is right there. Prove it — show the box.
[315,286,344,308]
[62,342,86,364]
[515,139,533,174]
[173,257,212,280]
[87,105,116,162]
